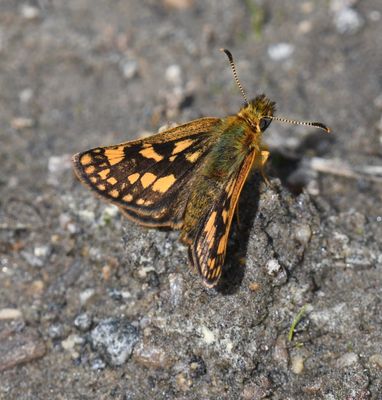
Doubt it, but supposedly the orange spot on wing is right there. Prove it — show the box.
[169,155,177,162]
[107,177,118,185]
[172,139,194,155]
[140,172,157,188]
[109,189,119,198]
[80,154,92,166]
[206,225,216,244]
[204,211,217,234]
[152,174,176,193]
[123,194,133,202]
[217,235,227,255]
[211,266,221,279]
[185,150,202,163]
[85,165,95,174]
[136,198,145,205]
[128,173,140,184]
[139,146,163,162]
[90,177,97,183]
[222,209,229,223]
[97,184,106,191]
[104,146,125,166]
[98,168,110,179]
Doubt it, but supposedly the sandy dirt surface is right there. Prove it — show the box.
[1,1,382,399]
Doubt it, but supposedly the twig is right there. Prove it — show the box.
[309,157,382,183]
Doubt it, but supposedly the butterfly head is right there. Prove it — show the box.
[238,94,276,133]
[221,49,330,134]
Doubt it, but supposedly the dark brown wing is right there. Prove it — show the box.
[188,150,257,287]
[72,118,221,227]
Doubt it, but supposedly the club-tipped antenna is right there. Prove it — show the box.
[220,48,249,106]
[269,115,330,133]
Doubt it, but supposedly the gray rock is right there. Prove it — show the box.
[90,318,139,366]
[74,313,92,332]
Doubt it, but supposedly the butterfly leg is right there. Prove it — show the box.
[254,150,270,185]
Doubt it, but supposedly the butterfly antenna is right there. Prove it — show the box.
[269,115,331,133]
[220,48,249,106]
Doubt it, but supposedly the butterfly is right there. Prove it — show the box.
[72,49,329,288]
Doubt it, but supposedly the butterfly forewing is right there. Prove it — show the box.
[73,118,221,227]
[189,150,257,287]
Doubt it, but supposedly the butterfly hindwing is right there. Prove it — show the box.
[72,118,221,227]
[189,150,257,287]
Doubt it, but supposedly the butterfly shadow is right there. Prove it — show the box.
[216,173,262,295]
[268,130,335,194]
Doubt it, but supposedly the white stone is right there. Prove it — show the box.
[268,43,295,61]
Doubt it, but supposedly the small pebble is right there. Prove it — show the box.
[133,343,171,369]
[91,357,106,370]
[11,117,35,129]
[48,323,65,339]
[108,288,132,301]
[335,352,359,368]
[48,155,72,186]
[368,10,381,22]
[306,179,320,196]
[175,372,192,391]
[77,209,95,223]
[248,282,261,292]
[268,43,295,61]
[298,20,312,34]
[266,258,281,276]
[34,245,50,259]
[334,6,364,34]
[19,88,33,103]
[165,64,182,85]
[163,0,194,10]
[168,273,184,306]
[291,355,305,374]
[30,280,44,295]
[48,154,72,174]
[59,213,78,234]
[294,224,312,246]
[102,264,112,281]
[120,59,138,80]
[273,336,288,367]
[101,205,119,223]
[74,313,92,332]
[300,2,314,14]
[369,354,382,368]
[79,288,96,305]
[200,326,215,345]
[61,334,84,351]
[0,308,22,320]
[20,4,40,19]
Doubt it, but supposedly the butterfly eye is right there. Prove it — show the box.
[259,118,271,131]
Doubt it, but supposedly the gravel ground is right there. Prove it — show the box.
[1,1,382,399]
